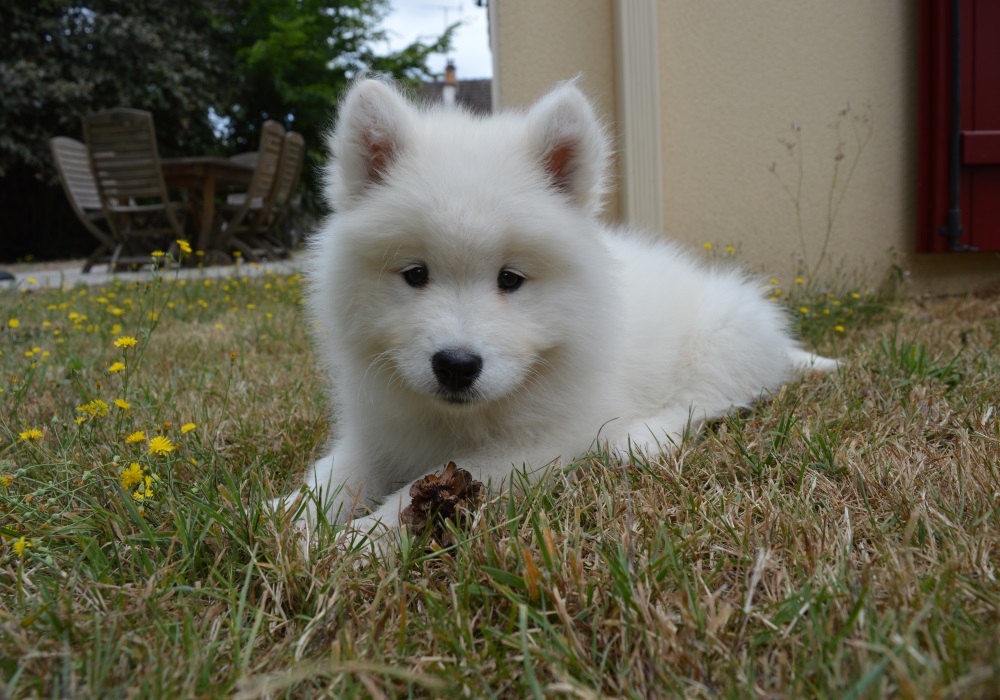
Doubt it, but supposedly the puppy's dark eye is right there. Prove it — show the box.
[497,269,524,293]
[402,266,429,288]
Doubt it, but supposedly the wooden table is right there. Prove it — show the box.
[162,157,254,253]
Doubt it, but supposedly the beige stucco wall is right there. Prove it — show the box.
[491,1,1000,294]
[489,0,621,220]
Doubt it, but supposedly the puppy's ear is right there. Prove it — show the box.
[525,82,610,213]
[327,79,414,208]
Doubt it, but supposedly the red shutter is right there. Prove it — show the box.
[917,0,1000,253]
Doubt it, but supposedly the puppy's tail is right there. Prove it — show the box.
[787,348,840,374]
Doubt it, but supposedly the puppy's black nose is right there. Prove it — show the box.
[432,349,483,391]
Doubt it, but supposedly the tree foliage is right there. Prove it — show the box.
[0,1,234,178]
[0,0,453,260]
[221,0,453,204]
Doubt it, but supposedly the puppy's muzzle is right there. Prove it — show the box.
[432,348,483,392]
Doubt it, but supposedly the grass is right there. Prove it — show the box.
[2,263,999,698]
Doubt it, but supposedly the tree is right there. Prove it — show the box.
[0,0,237,260]
[221,0,454,208]
[0,0,452,261]
[1,1,234,177]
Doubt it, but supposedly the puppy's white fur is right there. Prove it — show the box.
[286,79,834,539]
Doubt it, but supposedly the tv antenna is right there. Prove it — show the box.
[423,3,462,62]
[423,3,463,30]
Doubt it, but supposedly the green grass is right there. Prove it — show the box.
[2,266,999,698]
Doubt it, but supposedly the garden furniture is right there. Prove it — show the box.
[49,136,120,271]
[83,109,190,266]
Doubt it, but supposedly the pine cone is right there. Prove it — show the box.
[400,462,484,544]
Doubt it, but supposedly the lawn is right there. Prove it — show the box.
[1,265,998,698]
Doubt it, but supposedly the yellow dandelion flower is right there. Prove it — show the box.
[75,417,87,425]
[120,462,143,491]
[851,292,861,299]
[7,319,20,328]
[1,475,14,487]
[795,278,804,285]
[114,336,138,349]
[151,250,165,258]
[725,245,735,253]
[87,399,109,417]
[133,475,154,500]
[181,422,196,434]
[108,362,125,373]
[177,239,192,254]
[703,242,713,250]
[125,431,146,444]
[114,398,130,410]
[148,435,175,456]
[799,307,810,315]
[834,325,845,333]
[769,278,779,286]
[13,537,32,557]
[19,429,43,441]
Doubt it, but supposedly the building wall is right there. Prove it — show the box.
[490,0,1000,294]
[489,0,621,221]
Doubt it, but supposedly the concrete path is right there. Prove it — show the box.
[0,257,303,291]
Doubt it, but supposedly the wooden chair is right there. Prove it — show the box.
[49,137,117,272]
[83,108,189,268]
[215,120,285,262]
[221,132,305,258]
[263,131,306,254]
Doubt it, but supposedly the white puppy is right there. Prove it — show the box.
[285,79,834,539]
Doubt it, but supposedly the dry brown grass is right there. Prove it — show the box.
[2,272,999,698]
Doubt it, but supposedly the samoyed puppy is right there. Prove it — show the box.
[285,78,833,540]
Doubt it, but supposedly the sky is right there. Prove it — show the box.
[380,1,493,79]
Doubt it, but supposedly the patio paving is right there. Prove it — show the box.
[0,257,302,291]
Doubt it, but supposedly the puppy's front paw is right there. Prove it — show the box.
[340,514,398,562]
